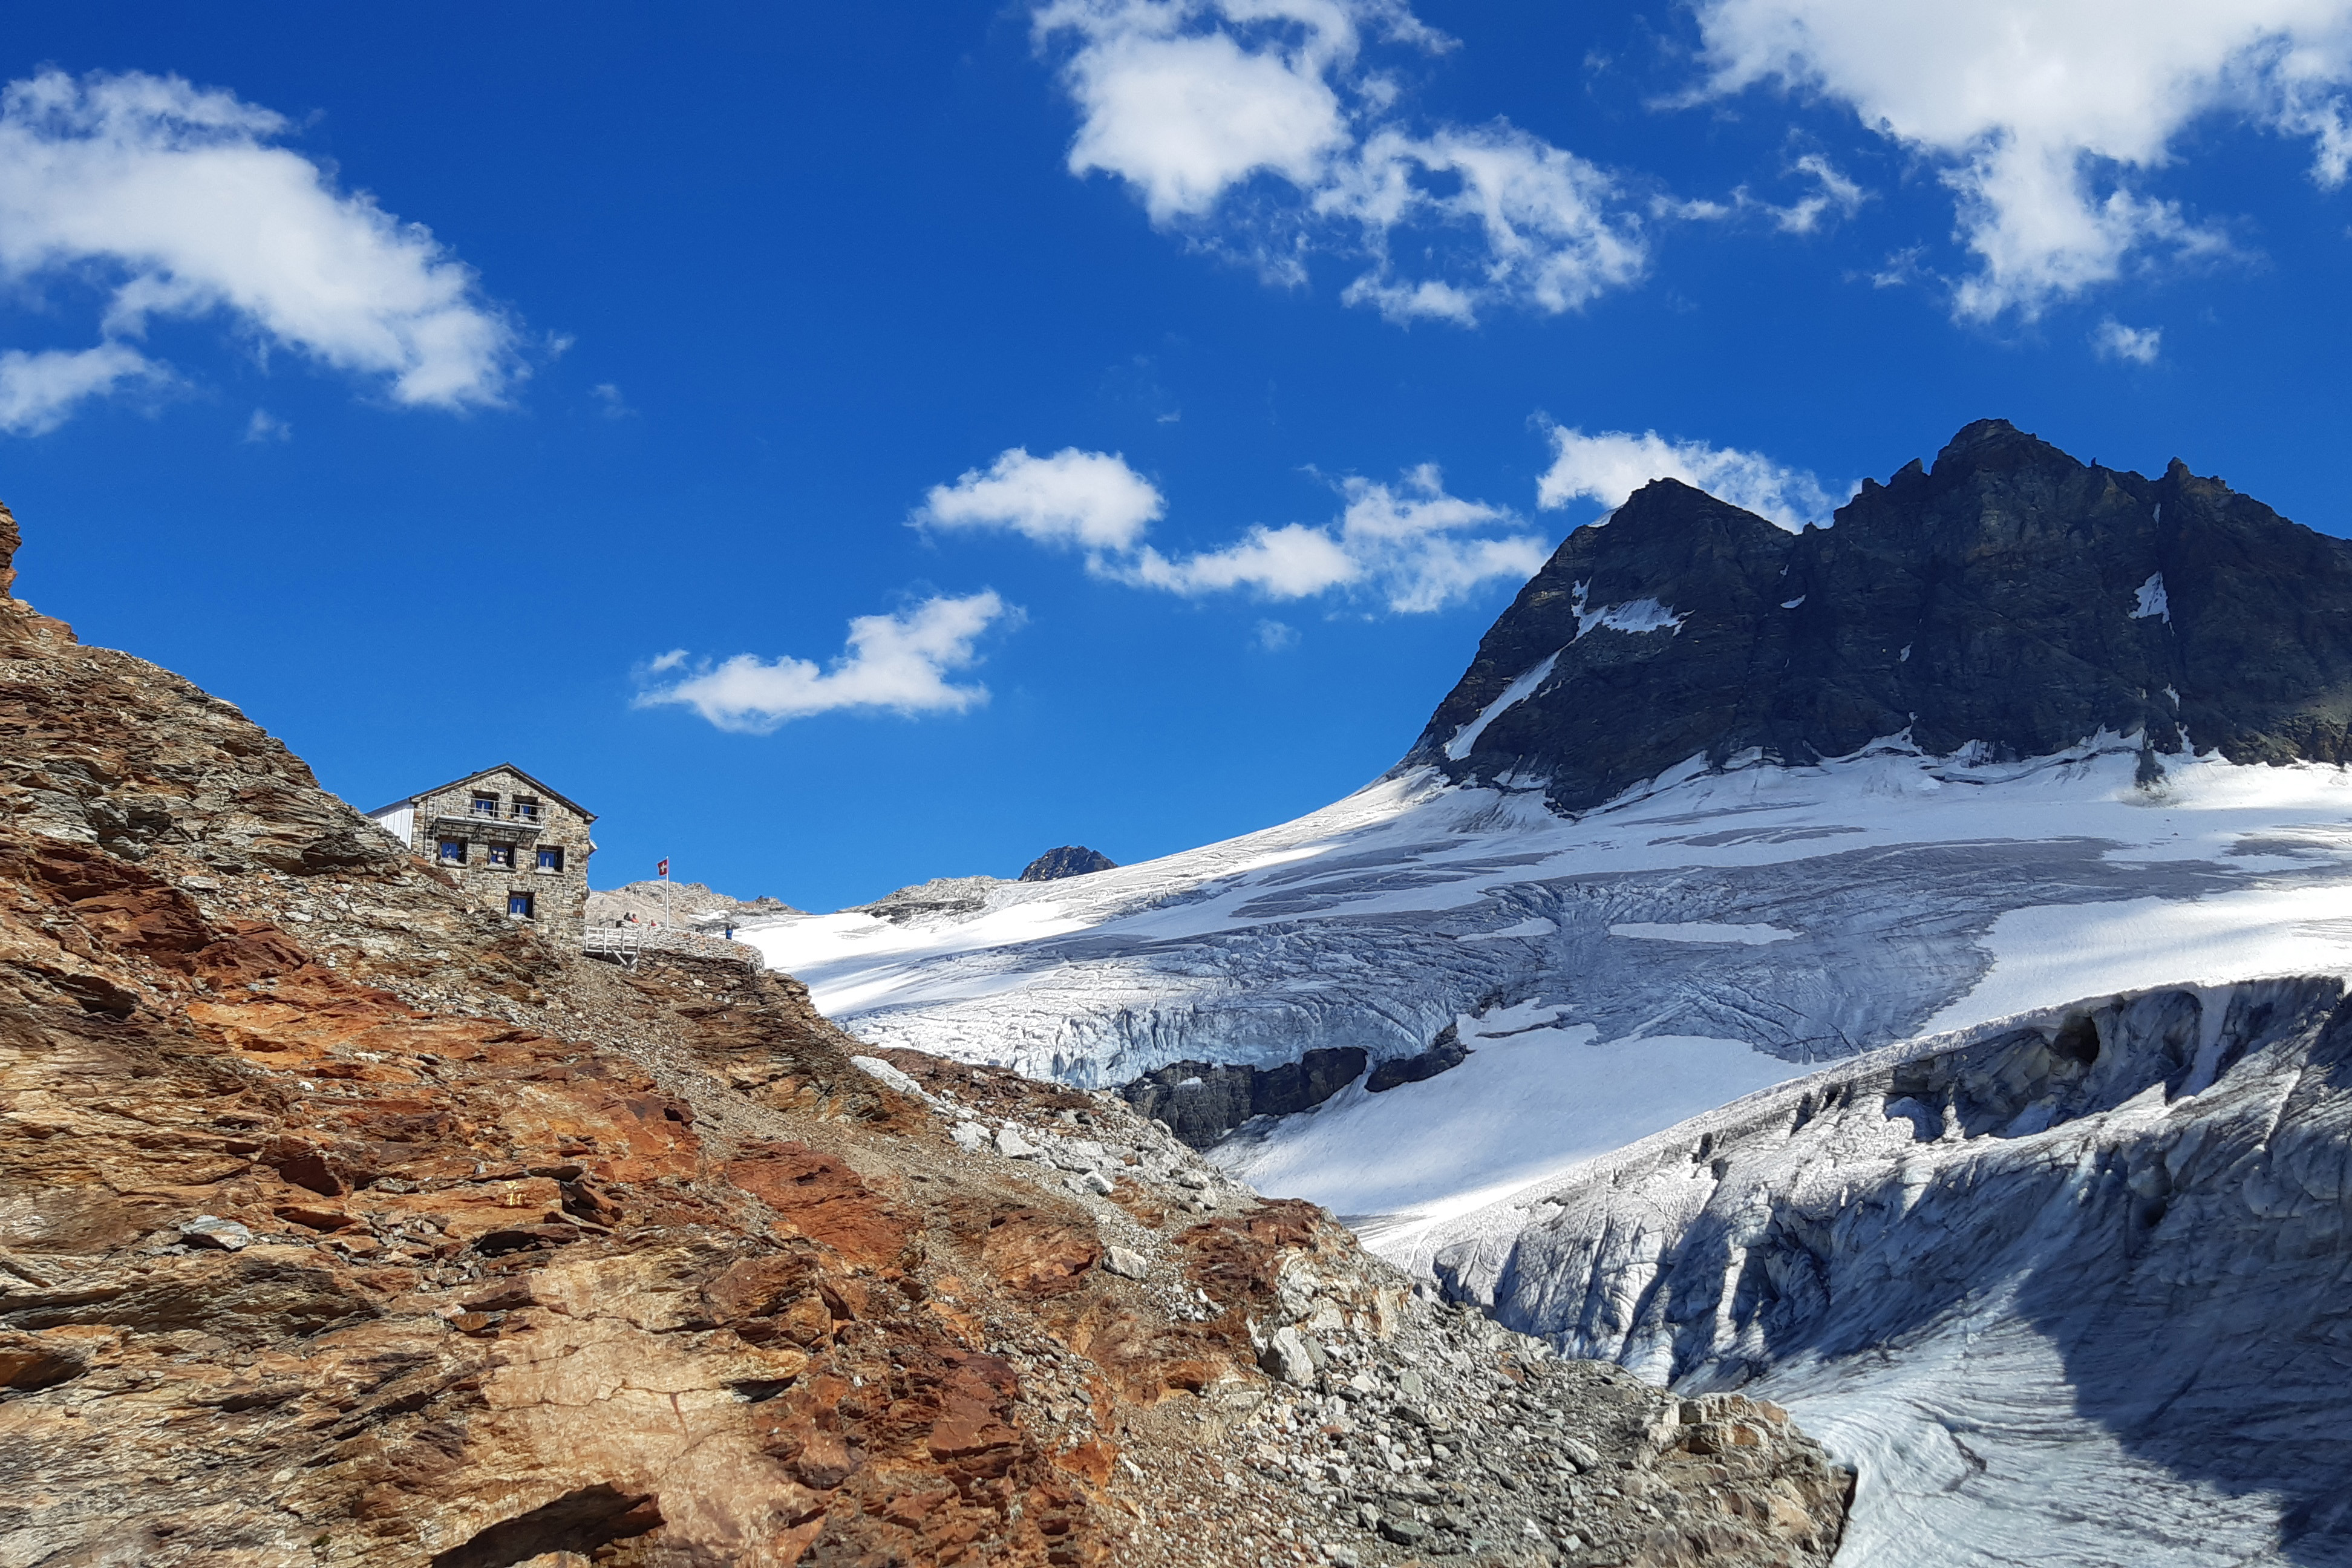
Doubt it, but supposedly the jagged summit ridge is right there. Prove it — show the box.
[1408,419,2352,812]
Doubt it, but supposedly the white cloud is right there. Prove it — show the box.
[2093,318,2164,364]
[0,342,168,434]
[1125,463,1550,610]
[243,407,289,443]
[1132,520,1361,596]
[1691,0,2352,318]
[1254,617,1300,650]
[0,69,517,432]
[1034,1,1646,324]
[591,383,633,419]
[1536,423,1846,531]
[917,446,1166,555]
[635,592,1014,734]
[1055,17,1351,220]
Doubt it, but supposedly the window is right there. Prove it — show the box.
[437,839,466,864]
[508,891,535,919]
[470,794,498,818]
[486,843,515,868]
[537,846,565,872]
[512,798,541,823]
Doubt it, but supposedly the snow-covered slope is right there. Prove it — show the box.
[740,736,2352,1250]
[1423,976,2352,1567]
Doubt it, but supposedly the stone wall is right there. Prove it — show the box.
[410,768,594,942]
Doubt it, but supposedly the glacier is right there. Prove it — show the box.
[740,735,2352,1241]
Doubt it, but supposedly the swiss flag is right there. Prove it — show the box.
[656,858,670,878]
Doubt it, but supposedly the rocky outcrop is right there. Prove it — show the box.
[0,498,1847,1567]
[1021,847,1118,883]
[1120,1047,1370,1148]
[1408,419,2352,812]
[857,875,1003,924]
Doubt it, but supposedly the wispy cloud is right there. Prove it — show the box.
[0,69,518,434]
[1690,0,2352,319]
[1254,618,1300,650]
[930,445,1547,612]
[243,407,289,443]
[1536,423,1846,531]
[2092,318,2163,364]
[1129,465,1549,611]
[1033,1,1646,325]
[636,592,1016,733]
[591,383,633,419]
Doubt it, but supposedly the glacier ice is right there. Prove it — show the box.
[1425,977,2352,1567]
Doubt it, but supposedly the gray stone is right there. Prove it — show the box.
[1105,1246,1149,1280]
[1067,1170,1114,1197]
[849,1056,920,1096]
[951,1120,988,1151]
[1262,1325,1318,1385]
[994,1125,1040,1159]
[180,1215,252,1252]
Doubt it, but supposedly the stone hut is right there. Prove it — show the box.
[365,765,596,941]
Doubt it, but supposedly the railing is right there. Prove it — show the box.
[581,927,647,965]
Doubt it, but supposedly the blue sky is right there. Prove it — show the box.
[4,2,2352,909]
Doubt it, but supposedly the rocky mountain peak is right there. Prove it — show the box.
[1409,420,2352,812]
[1021,845,1117,881]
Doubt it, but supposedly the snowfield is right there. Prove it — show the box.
[742,736,2352,1235]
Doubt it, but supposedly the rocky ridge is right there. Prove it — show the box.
[0,498,1848,1568]
[1408,419,2352,813]
[584,880,802,930]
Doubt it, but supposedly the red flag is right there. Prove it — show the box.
[656,858,670,878]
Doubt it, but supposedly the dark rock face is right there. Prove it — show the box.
[1406,419,2352,812]
[1119,1047,1368,1148]
[1021,846,1117,882]
[1365,1025,1470,1093]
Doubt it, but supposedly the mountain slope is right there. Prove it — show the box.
[0,499,1851,1568]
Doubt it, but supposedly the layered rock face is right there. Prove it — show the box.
[0,499,1846,1567]
[1409,419,2352,811]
